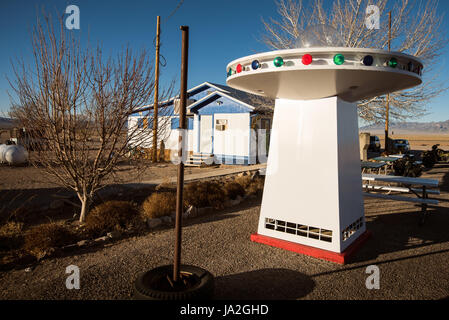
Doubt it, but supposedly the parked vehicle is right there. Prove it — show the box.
[368,135,381,152]
[392,139,410,153]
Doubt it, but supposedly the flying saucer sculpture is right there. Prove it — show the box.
[226,28,423,263]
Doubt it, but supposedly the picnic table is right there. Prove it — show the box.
[388,154,414,159]
[372,156,400,162]
[362,173,440,225]
[371,156,400,174]
[361,161,388,174]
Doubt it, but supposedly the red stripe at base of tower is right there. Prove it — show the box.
[250,230,372,264]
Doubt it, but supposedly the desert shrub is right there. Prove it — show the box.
[234,175,252,190]
[0,221,24,250]
[393,157,422,177]
[422,150,437,168]
[246,176,265,196]
[23,223,74,258]
[84,200,138,237]
[184,180,225,208]
[142,192,176,219]
[223,181,245,200]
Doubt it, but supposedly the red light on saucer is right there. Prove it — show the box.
[302,54,313,65]
[236,64,243,73]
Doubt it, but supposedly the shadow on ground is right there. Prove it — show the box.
[213,268,315,300]
[348,160,449,264]
[351,206,449,264]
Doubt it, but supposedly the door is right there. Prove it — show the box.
[200,115,213,154]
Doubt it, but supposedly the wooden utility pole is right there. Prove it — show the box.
[173,25,189,283]
[153,16,161,162]
[385,11,391,153]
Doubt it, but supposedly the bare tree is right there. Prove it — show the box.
[8,13,173,222]
[261,0,448,122]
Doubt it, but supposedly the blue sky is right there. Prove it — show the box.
[0,0,448,123]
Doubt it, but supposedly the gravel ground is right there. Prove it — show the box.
[1,164,448,300]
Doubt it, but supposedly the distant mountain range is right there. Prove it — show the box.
[361,119,449,133]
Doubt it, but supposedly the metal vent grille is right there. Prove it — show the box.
[342,217,364,241]
[265,218,332,243]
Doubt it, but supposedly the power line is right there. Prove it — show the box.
[152,0,184,69]
[163,0,184,24]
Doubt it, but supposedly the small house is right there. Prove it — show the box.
[127,82,273,165]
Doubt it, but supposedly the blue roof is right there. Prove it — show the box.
[131,82,273,115]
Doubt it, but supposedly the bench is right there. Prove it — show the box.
[362,173,440,225]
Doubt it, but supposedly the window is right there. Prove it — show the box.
[137,118,144,128]
[137,118,152,129]
[171,118,179,129]
[215,119,228,131]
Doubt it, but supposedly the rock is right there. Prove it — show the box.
[160,216,172,224]
[77,240,89,247]
[230,199,241,206]
[49,200,64,210]
[24,267,33,273]
[225,196,242,207]
[183,205,197,219]
[94,236,109,242]
[147,218,162,229]
[107,231,121,239]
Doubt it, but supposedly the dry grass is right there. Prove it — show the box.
[246,177,265,196]
[84,200,139,237]
[141,192,176,219]
[223,181,245,200]
[0,221,24,251]
[234,175,265,196]
[234,175,252,190]
[184,180,225,209]
[23,222,74,258]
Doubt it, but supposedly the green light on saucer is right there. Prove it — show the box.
[273,56,284,67]
[333,54,345,65]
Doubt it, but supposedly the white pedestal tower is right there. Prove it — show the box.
[226,44,423,263]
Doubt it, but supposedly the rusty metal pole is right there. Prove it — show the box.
[385,11,391,154]
[173,25,189,283]
[153,16,161,162]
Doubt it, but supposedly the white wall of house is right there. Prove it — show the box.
[213,113,250,158]
[127,115,194,152]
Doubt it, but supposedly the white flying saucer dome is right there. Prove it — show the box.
[295,25,344,48]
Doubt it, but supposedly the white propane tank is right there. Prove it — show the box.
[4,145,28,165]
[0,144,7,163]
